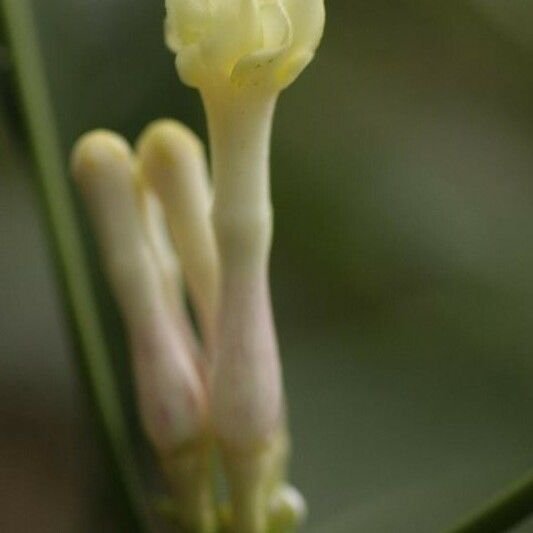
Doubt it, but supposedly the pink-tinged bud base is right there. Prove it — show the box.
[130,312,209,455]
[212,274,283,450]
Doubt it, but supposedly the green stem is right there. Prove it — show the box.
[447,471,533,533]
[0,1,148,530]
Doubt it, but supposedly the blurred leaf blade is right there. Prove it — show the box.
[448,471,533,533]
[0,0,147,530]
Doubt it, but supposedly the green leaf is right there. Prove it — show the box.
[0,1,148,530]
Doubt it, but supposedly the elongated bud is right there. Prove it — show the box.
[71,131,215,532]
[137,120,219,358]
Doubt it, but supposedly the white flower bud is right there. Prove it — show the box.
[269,485,308,531]
[137,119,219,358]
[71,131,215,532]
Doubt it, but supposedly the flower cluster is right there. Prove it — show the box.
[71,1,324,531]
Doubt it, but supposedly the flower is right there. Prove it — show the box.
[165,2,326,531]
[165,0,325,90]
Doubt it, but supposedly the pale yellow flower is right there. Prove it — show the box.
[165,0,325,90]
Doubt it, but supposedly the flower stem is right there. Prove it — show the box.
[447,471,533,533]
[0,0,147,529]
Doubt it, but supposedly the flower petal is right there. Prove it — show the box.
[165,0,210,51]
[261,0,292,50]
[175,43,207,87]
[201,0,262,76]
[282,0,325,52]
[230,0,292,87]
[230,46,286,87]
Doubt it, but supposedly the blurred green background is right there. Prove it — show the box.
[2,1,533,531]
